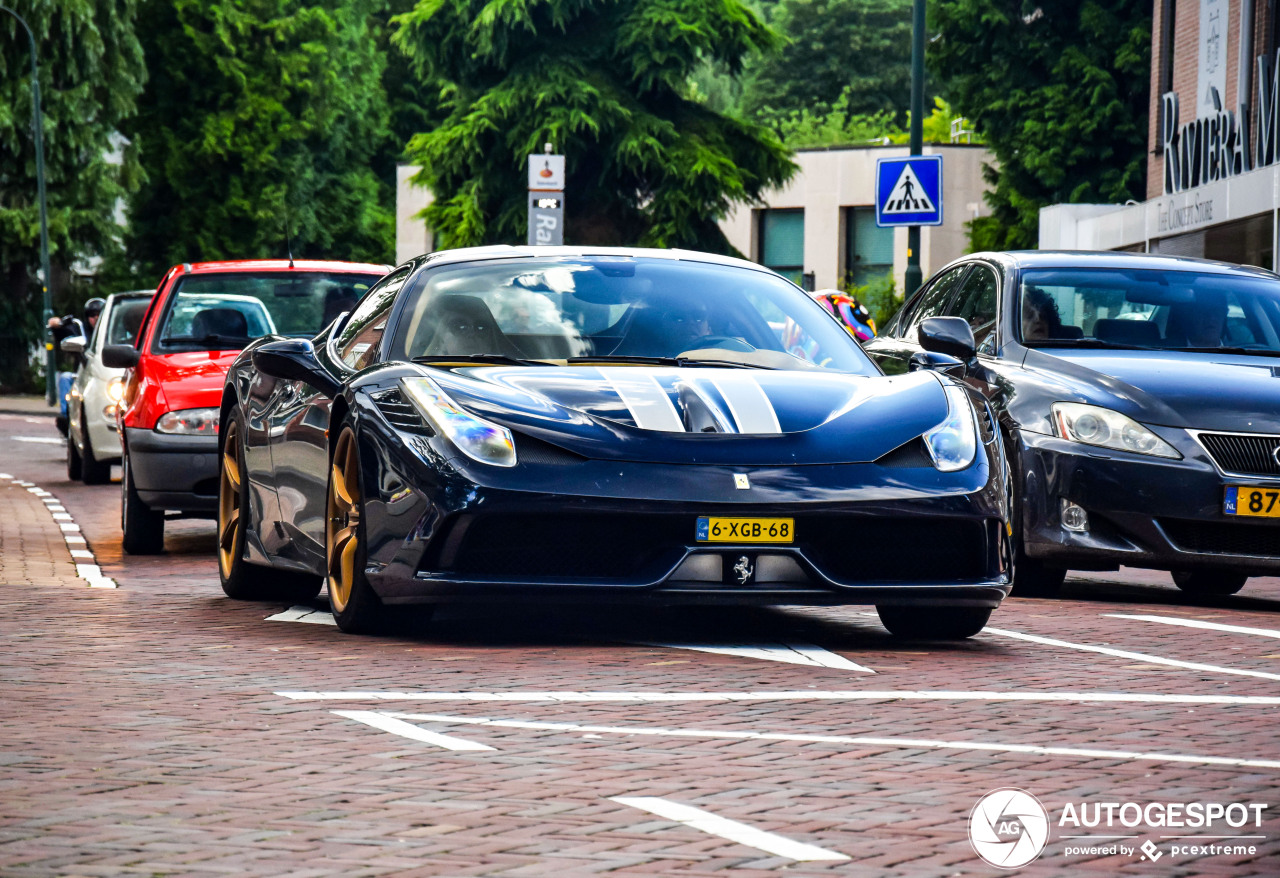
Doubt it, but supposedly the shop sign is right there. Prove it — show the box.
[1162,45,1280,195]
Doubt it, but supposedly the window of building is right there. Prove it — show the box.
[844,207,894,289]
[758,209,804,284]
[1152,212,1275,270]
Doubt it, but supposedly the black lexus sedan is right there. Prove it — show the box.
[864,251,1280,597]
[217,246,1011,637]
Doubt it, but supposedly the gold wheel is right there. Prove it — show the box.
[327,428,361,612]
[217,416,242,579]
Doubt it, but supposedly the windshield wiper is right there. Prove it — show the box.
[565,355,766,369]
[412,354,549,367]
[1179,346,1280,358]
[161,333,252,348]
[1024,338,1159,351]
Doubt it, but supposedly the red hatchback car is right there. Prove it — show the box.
[103,260,388,553]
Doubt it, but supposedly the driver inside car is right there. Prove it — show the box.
[663,301,714,352]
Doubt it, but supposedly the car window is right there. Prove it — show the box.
[900,265,968,340]
[388,256,878,373]
[1017,267,1280,350]
[152,271,383,353]
[337,266,412,370]
[949,264,998,350]
[102,298,151,348]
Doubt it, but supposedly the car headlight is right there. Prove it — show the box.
[106,377,125,403]
[399,376,516,467]
[154,407,219,435]
[1050,402,1181,459]
[923,383,978,472]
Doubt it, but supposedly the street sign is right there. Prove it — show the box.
[528,192,564,246]
[528,154,565,191]
[875,155,943,227]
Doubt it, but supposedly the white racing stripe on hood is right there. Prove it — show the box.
[711,372,782,434]
[600,368,685,432]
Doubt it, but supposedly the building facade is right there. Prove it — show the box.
[396,143,992,292]
[1041,0,1280,270]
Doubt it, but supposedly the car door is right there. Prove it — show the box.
[863,263,971,374]
[268,267,411,566]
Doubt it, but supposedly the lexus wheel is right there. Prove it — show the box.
[877,605,992,640]
[1172,570,1247,596]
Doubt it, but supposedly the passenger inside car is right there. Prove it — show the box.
[415,295,516,357]
[1165,289,1230,347]
[1021,286,1064,340]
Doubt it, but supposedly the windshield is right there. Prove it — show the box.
[102,297,151,347]
[1018,267,1280,353]
[154,271,382,352]
[389,257,875,373]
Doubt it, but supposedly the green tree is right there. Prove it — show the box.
[125,0,394,277]
[394,0,796,252]
[774,93,977,149]
[743,0,914,124]
[930,1,1151,249]
[0,0,145,375]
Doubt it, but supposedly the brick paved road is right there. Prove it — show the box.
[3,406,1280,876]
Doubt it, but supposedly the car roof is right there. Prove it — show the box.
[182,259,391,274]
[966,249,1280,279]
[412,245,775,275]
[105,290,154,301]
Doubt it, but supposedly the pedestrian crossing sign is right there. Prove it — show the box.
[875,155,943,227]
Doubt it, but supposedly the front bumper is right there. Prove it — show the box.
[1018,430,1280,574]
[124,427,219,514]
[355,424,1011,608]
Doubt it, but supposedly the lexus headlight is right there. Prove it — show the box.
[923,383,978,472]
[154,407,219,435]
[106,377,125,403]
[1051,402,1180,459]
[400,377,516,467]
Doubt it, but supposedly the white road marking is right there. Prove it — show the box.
[75,563,116,590]
[0,475,115,589]
[332,710,495,751]
[639,642,874,673]
[275,689,1280,706]
[52,513,72,521]
[69,549,93,559]
[1107,614,1280,640]
[983,625,1280,682]
[611,796,848,862]
[0,473,10,479]
[384,711,1280,771]
[13,436,63,445]
[266,606,336,626]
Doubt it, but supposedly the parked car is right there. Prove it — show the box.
[219,246,1011,638]
[103,260,387,554]
[64,290,154,483]
[863,250,1280,597]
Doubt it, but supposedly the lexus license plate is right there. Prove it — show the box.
[696,516,794,543]
[1225,486,1280,518]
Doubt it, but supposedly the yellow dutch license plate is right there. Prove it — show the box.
[1225,486,1280,518]
[696,516,794,543]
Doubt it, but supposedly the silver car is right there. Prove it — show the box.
[64,291,153,483]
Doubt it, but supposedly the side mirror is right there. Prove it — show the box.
[252,338,341,397]
[60,335,87,355]
[102,344,141,369]
[909,350,967,378]
[918,316,977,361]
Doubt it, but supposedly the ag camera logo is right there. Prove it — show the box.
[969,788,1050,868]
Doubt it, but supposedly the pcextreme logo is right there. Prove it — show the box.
[969,788,1051,868]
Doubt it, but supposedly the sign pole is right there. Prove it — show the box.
[1,5,55,404]
[904,0,926,298]
[528,143,565,246]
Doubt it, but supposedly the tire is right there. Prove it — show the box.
[67,430,83,481]
[326,423,408,634]
[877,605,993,640]
[121,446,165,555]
[218,410,321,602]
[1004,442,1067,597]
[81,417,112,485]
[1172,570,1247,596]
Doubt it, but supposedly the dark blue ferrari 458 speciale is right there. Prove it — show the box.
[217,246,1010,637]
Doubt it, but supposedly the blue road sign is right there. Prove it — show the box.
[875,155,943,227]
